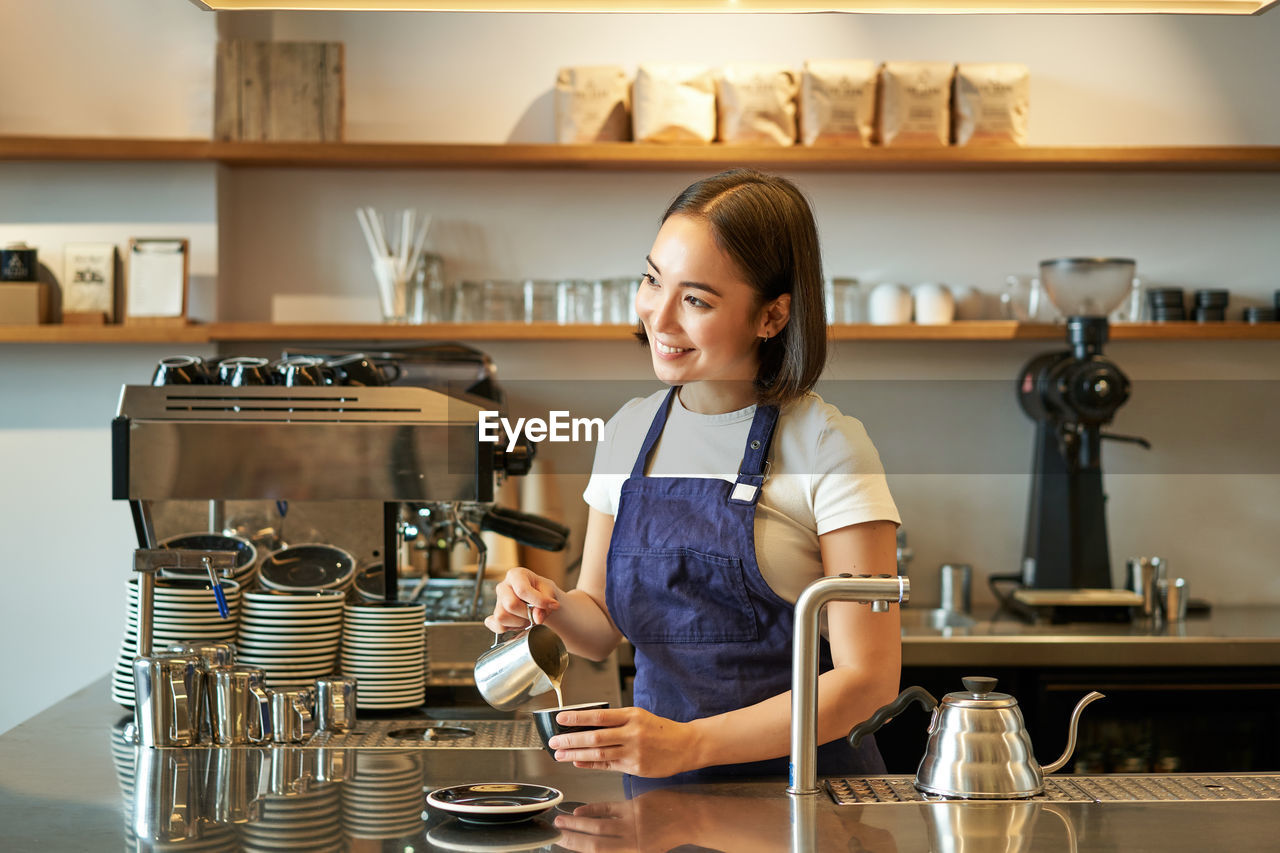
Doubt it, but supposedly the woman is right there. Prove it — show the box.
[485,169,901,780]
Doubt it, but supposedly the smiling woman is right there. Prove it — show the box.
[486,169,903,783]
[634,169,828,413]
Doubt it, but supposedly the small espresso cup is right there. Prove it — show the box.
[274,355,334,387]
[217,356,274,387]
[325,353,401,386]
[531,701,610,757]
[152,355,211,386]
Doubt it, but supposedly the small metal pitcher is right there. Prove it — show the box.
[133,653,203,748]
[208,665,272,745]
[473,606,568,711]
[271,688,315,744]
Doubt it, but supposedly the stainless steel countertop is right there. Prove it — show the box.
[4,679,1280,851]
[902,605,1280,667]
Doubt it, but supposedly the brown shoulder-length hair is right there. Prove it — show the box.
[635,169,828,407]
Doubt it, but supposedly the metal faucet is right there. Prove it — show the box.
[787,572,910,795]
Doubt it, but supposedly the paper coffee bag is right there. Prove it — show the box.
[800,59,878,147]
[633,64,717,144]
[879,61,954,148]
[554,66,632,144]
[953,63,1030,147]
[716,63,798,146]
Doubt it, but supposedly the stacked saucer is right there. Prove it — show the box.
[112,577,242,708]
[237,590,345,691]
[259,544,355,594]
[240,784,343,853]
[159,532,260,588]
[340,602,426,710]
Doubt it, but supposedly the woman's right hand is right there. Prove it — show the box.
[484,566,563,634]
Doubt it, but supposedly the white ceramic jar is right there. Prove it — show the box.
[913,282,955,325]
[867,283,913,325]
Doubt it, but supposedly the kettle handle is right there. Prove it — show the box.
[848,686,938,749]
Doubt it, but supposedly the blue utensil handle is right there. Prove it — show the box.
[203,556,231,620]
[212,584,230,620]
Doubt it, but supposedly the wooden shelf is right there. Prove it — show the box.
[3,136,1280,172]
[206,322,630,342]
[0,324,210,344]
[2,321,1278,345]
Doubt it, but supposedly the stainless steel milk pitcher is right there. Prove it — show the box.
[474,606,568,711]
[209,665,272,745]
[133,653,203,747]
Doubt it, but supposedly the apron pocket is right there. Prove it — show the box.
[608,546,760,644]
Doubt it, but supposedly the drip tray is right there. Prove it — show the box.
[309,718,541,750]
[827,774,1280,805]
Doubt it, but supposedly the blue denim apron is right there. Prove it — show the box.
[605,387,885,781]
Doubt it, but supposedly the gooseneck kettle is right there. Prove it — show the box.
[848,676,1104,799]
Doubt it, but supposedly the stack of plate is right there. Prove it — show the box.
[340,602,426,710]
[111,577,242,708]
[341,751,425,841]
[237,590,345,691]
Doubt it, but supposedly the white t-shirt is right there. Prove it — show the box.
[583,388,901,604]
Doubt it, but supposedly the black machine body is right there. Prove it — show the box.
[1016,317,1139,596]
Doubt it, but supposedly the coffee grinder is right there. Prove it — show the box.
[1012,258,1150,621]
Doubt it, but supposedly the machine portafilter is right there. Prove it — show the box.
[1015,259,1150,600]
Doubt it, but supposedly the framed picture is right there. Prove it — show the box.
[62,242,117,323]
[125,238,189,325]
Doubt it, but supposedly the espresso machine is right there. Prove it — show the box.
[1010,258,1150,622]
[113,346,567,665]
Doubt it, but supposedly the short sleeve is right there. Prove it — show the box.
[811,413,901,535]
[581,397,646,516]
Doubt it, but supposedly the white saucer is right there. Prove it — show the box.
[341,642,422,653]
[240,613,342,626]
[238,623,343,637]
[238,639,340,652]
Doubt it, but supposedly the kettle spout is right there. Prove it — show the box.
[1041,690,1105,775]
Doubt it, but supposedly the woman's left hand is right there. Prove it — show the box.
[547,706,699,778]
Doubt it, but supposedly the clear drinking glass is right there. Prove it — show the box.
[828,277,864,324]
[411,252,446,324]
[482,279,523,323]
[454,280,484,323]
[1002,274,1061,323]
[602,277,639,325]
[523,279,559,323]
[557,278,596,324]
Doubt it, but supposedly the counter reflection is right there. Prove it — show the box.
[113,724,1076,853]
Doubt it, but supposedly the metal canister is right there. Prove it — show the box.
[0,243,37,281]
[939,564,972,614]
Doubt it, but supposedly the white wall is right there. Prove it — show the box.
[1,3,1278,733]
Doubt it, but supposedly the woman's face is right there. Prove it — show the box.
[636,214,783,393]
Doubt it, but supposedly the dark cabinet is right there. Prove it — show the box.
[876,665,1280,775]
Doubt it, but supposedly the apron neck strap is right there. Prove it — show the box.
[630,387,781,498]
[631,387,680,479]
[738,403,779,478]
